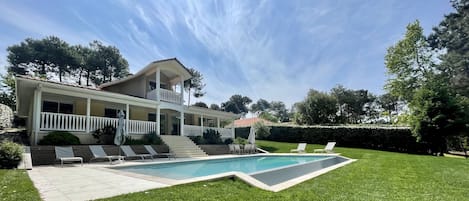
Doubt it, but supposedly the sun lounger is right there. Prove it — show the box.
[89,145,124,164]
[290,143,307,153]
[121,145,153,160]
[233,144,241,154]
[144,145,175,159]
[314,142,336,153]
[55,146,83,167]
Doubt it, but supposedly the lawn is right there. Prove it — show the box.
[101,140,469,201]
[0,169,41,201]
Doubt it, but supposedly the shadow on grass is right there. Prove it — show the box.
[259,145,278,152]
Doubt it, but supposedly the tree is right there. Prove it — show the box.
[378,93,399,123]
[258,112,278,123]
[295,89,337,125]
[331,85,376,123]
[193,102,208,108]
[385,20,435,102]
[410,76,468,154]
[0,73,15,110]
[250,99,271,113]
[209,104,221,111]
[429,0,469,96]
[385,20,469,155]
[184,68,205,106]
[221,95,252,114]
[89,41,129,85]
[269,101,290,122]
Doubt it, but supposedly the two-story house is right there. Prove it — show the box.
[15,58,239,145]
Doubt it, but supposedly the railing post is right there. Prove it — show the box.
[86,98,91,133]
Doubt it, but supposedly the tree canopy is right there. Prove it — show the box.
[221,95,252,114]
[184,68,205,106]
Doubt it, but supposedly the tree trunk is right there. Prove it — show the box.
[86,71,90,86]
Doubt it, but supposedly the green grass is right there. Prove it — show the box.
[0,169,41,201]
[101,140,469,201]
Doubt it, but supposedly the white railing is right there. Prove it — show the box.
[128,119,157,134]
[40,112,157,134]
[183,125,234,139]
[146,88,182,104]
[40,112,86,132]
[89,116,119,132]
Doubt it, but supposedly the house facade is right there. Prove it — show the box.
[15,58,239,145]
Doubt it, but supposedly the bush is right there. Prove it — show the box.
[224,138,234,144]
[234,137,247,145]
[253,122,271,139]
[124,132,163,145]
[92,125,116,144]
[0,141,23,169]
[189,136,205,145]
[203,129,222,144]
[39,131,80,145]
[237,125,429,154]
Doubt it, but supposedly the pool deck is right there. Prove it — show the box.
[28,154,354,201]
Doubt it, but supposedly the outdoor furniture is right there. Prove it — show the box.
[314,142,336,153]
[290,143,307,153]
[144,145,175,159]
[89,145,125,164]
[121,145,153,160]
[233,144,242,154]
[244,144,256,154]
[55,146,83,167]
[228,144,235,154]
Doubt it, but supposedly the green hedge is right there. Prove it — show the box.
[38,131,81,145]
[236,126,429,154]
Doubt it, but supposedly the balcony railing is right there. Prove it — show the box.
[146,88,182,104]
[183,125,234,139]
[40,112,157,134]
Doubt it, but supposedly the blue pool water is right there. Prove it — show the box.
[113,155,331,180]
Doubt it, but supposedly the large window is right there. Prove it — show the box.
[42,101,73,114]
[149,81,168,90]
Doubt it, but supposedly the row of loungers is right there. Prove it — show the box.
[229,144,257,154]
[55,145,175,167]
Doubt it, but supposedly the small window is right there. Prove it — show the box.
[148,113,156,122]
[149,81,168,90]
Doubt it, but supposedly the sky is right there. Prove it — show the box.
[0,0,454,108]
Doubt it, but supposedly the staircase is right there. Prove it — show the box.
[160,135,208,158]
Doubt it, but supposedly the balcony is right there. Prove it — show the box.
[146,88,182,104]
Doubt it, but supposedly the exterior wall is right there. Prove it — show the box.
[130,106,155,121]
[104,75,146,98]
[75,99,86,115]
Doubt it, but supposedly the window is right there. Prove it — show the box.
[148,113,156,121]
[105,108,126,118]
[148,113,165,134]
[42,101,73,114]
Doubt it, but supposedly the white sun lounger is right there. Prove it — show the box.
[290,143,307,153]
[89,145,125,164]
[314,142,336,153]
[144,145,175,159]
[121,145,153,160]
[55,146,83,167]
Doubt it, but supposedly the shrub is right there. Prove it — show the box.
[234,137,247,145]
[188,136,205,145]
[237,125,429,154]
[92,125,116,144]
[39,131,80,145]
[0,141,23,169]
[253,122,271,139]
[224,138,234,145]
[143,131,163,145]
[203,129,222,144]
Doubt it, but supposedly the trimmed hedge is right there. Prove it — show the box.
[236,126,429,154]
[39,131,81,145]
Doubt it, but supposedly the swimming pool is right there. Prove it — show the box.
[111,154,353,191]
[114,155,331,180]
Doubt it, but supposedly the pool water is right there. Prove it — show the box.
[114,155,331,180]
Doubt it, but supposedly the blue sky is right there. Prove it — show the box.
[0,0,453,107]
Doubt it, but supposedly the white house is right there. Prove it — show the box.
[15,58,239,145]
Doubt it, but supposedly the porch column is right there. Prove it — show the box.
[180,111,184,136]
[33,87,42,145]
[217,117,220,128]
[232,124,235,139]
[86,98,91,133]
[200,114,204,135]
[156,68,161,102]
[125,104,129,135]
[156,106,161,135]
[179,77,184,105]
